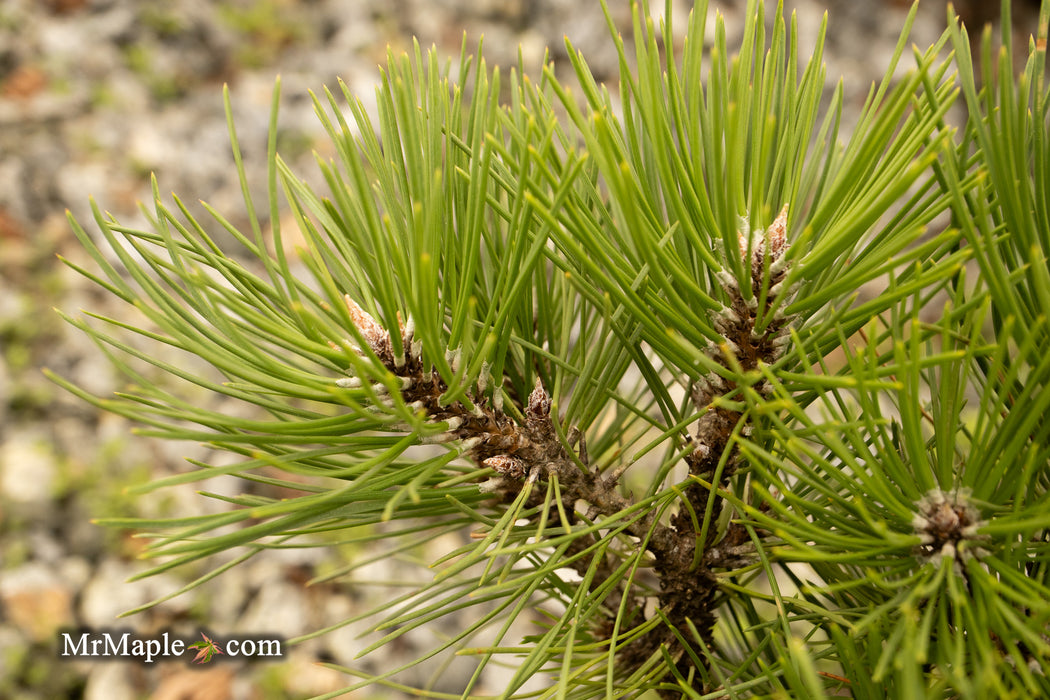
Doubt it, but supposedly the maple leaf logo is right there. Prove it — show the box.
[187,632,224,664]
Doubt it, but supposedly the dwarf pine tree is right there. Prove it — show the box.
[52,0,1050,697]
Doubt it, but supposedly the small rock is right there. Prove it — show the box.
[83,663,138,700]
[151,666,234,700]
[281,654,347,696]
[237,579,309,638]
[0,562,75,641]
[0,431,57,504]
[78,559,187,628]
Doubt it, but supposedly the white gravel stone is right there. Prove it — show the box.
[0,561,63,598]
[78,559,187,628]
[83,663,137,700]
[237,580,311,638]
[0,432,57,504]
[0,561,75,640]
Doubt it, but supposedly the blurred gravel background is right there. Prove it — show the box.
[0,1,1041,698]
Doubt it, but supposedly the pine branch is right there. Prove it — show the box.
[52,0,1050,696]
[335,207,801,691]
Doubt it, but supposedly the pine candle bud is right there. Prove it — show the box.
[912,489,987,564]
[526,378,551,421]
[483,454,528,479]
[739,204,789,284]
[344,294,390,356]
